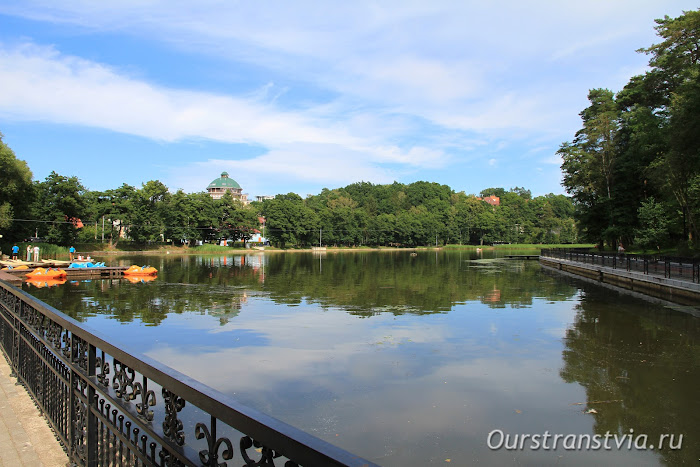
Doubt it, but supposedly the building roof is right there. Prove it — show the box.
[207,172,241,189]
[478,195,500,206]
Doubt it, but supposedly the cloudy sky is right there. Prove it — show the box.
[0,1,695,198]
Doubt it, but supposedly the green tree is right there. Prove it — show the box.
[0,133,33,238]
[101,184,138,246]
[217,193,260,243]
[33,172,87,245]
[262,194,318,248]
[634,197,670,250]
[560,89,620,247]
[128,180,170,243]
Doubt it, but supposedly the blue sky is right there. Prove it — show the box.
[0,1,696,199]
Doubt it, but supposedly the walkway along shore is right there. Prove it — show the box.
[0,355,69,466]
[539,255,700,308]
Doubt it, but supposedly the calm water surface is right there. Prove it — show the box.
[23,251,700,466]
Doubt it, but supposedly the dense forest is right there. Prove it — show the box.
[559,9,700,251]
[0,144,577,248]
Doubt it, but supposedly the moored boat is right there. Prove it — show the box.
[25,267,68,279]
[123,265,158,276]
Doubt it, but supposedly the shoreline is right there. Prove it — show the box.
[79,244,557,256]
[4,244,594,260]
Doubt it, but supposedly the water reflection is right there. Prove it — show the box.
[21,251,699,465]
[560,286,700,465]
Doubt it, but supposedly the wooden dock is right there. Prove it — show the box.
[1,266,129,284]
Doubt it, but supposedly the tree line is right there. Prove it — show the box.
[0,138,576,248]
[262,184,576,248]
[559,9,700,251]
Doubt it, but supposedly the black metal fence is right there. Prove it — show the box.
[0,281,376,467]
[541,249,700,284]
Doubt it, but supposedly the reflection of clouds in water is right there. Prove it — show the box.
[143,297,658,466]
[147,299,577,397]
[146,307,450,393]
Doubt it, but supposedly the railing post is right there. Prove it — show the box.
[87,342,98,466]
[10,309,19,377]
[69,335,76,461]
[665,258,670,278]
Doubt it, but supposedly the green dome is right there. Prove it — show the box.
[207,172,241,189]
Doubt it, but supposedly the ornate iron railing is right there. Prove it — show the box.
[541,249,700,284]
[0,281,376,467]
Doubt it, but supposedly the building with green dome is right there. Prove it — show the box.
[207,172,249,203]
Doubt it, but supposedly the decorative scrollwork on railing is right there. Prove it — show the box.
[159,450,187,467]
[195,418,234,467]
[12,293,21,314]
[61,331,72,358]
[18,300,28,320]
[74,374,88,398]
[25,304,43,331]
[72,379,88,461]
[46,320,63,349]
[240,436,294,467]
[162,388,186,446]
[133,376,156,421]
[73,336,88,370]
[96,353,110,386]
[113,359,137,401]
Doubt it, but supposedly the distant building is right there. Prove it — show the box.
[478,195,500,206]
[255,195,275,202]
[207,172,249,203]
[66,216,84,228]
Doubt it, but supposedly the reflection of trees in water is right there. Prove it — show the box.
[26,252,578,324]
[559,287,700,465]
[259,252,577,315]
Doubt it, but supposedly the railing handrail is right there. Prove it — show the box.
[0,280,377,467]
[541,248,697,262]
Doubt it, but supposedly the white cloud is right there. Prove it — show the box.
[165,143,447,195]
[542,154,563,165]
[0,43,358,146]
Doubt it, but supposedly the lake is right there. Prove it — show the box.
[22,250,700,466]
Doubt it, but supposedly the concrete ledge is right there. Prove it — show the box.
[0,270,22,285]
[540,257,700,307]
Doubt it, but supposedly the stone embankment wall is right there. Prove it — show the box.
[540,257,700,307]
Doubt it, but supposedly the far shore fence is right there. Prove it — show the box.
[0,281,376,467]
[540,248,700,284]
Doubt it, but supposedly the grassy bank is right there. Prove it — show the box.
[74,242,597,255]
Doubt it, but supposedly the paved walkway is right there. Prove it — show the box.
[0,357,69,466]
